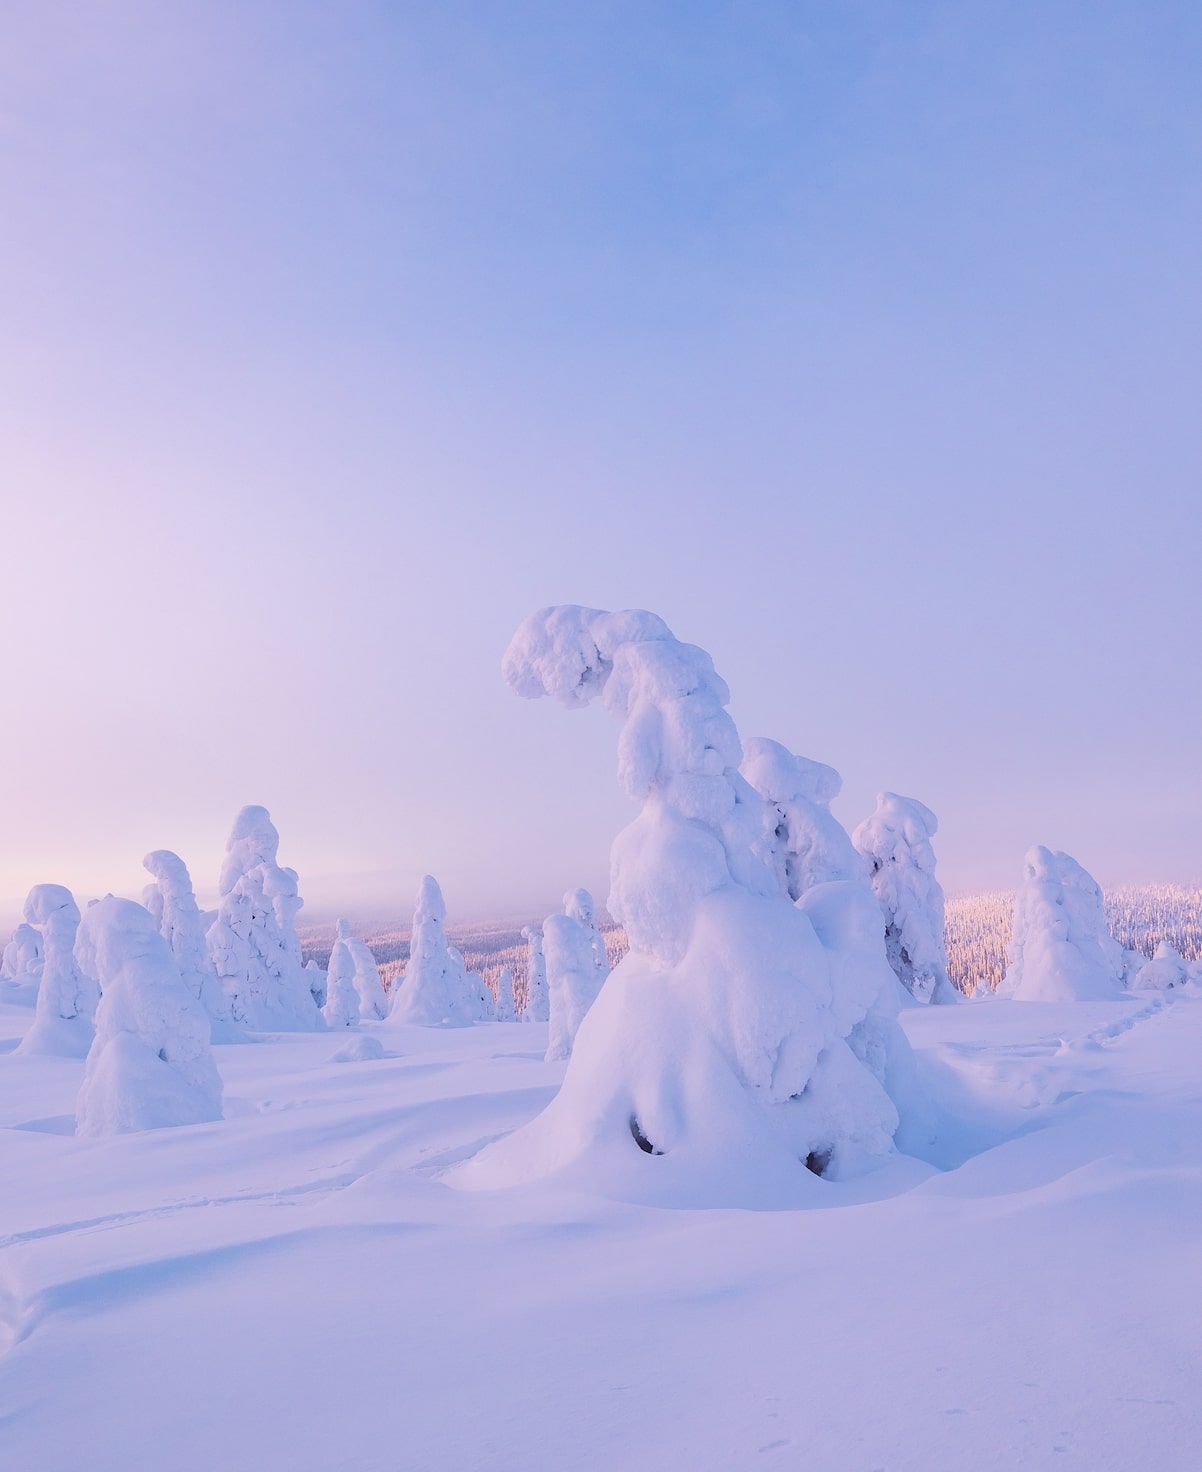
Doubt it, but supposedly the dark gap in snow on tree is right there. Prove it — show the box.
[629,1116,663,1155]
[805,1149,832,1177]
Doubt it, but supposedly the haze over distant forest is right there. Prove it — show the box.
[1,1,1198,922]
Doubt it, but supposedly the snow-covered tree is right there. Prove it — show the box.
[456,606,917,1196]
[74,896,223,1135]
[998,846,1124,1002]
[521,925,549,1022]
[493,967,517,1022]
[142,849,238,1040]
[1129,941,1189,992]
[544,890,609,1062]
[740,737,861,899]
[459,949,494,1021]
[389,876,476,1026]
[305,959,327,1009]
[1,922,43,1002]
[17,884,99,1057]
[329,919,388,1020]
[322,930,360,1027]
[852,793,959,1005]
[205,806,323,1031]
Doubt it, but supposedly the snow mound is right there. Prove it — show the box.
[853,793,959,1005]
[1128,941,1189,993]
[143,849,240,1041]
[17,884,99,1057]
[74,896,223,1135]
[205,806,323,1032]
[454,606,918,1201]
[389,877,477,1027]
[329,1034,386,1063]
[999,846,1125,1002]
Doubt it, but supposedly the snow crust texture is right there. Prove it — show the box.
[1000,847,1126,1002]
[458,605,919,1198]
[17,885,99,1057]
[74,896,223,1135]
[205,806,323,1032]
[852,793,959,1005]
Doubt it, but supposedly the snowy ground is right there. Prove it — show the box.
[2,994,1199,1471]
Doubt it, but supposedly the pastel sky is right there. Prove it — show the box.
[2,1,1199,926]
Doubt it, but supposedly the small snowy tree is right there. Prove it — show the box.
[494,967,517,1022]
[522,925,549,1021]
[1,922,43,1002]
[322,929,360,1027]
[328,919,388,1020]
[206,806,323,1031]
[1129,941,1188,992]
[455,606,916,1198]
[459,950,494,1021]
[544,890,609,1062]
[17,884,99,1057]
[740,737,861,899]
[74,896,223,1135]
[998,846,1124,1002]
[852,793,959,1005]
[389,876,476,1026]
[143,849,238,1040]
[305,959,327,1009]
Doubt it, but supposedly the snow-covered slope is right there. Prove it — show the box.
[2,970,1199,1471]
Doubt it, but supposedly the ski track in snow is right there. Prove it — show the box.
[2,992,1200,1471]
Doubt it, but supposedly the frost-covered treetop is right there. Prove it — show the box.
[25,882,82,932]
[503,606,773,961]
[218,805,281,894]
[414,874,447,928]
[852,792,940,870]
[740,737,843,809]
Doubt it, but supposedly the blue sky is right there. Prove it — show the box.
[1,1,1199,921]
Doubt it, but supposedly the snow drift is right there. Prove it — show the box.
[74,896,223,1135]
[454,605,918,1201]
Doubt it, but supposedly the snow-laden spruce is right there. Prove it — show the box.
[143,849,240,1041]
[1129,941,1190,992]
[1,921,43,1003]
[741,737,861,899]
[74,896,223,1135]
[852,793,959,1005]
[389,876,477,1026]
[206,806,323,1031]
[521,926,549,1022]
[17,885,99,1057]
[493,967,517,1022]
[544,888,609,1061]
[331,919,388,1020]
[998,846,1125,1002]
[455,606,919,1200]
[461,951,494,1021]
[322,928,361,1028]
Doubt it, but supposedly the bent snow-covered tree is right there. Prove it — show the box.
[389,876,477,1026]
[75,896,223,1135]
[17,884,99,1057]
[143,849,239,1041]
[521,926,549,1022]
[998,847,1124,1001]
[206,806,323,1031]
[544,888,609,1062]
[455,606,917,1199]
[852,793,959,1005]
